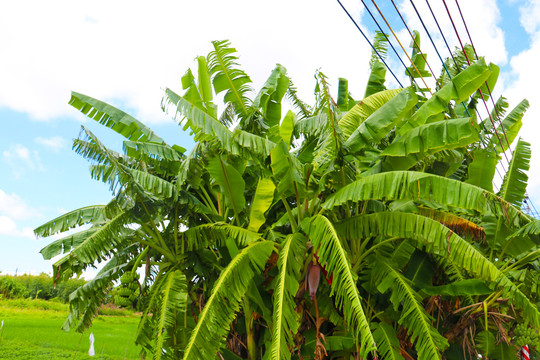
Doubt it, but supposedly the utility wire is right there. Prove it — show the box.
[390,0,441,87]
[426,0,508,184]
[359,0,422,89]
[424,0,460,70]
[371,0,433,94]
[452,0,540,217]
[451,0,515,158]
[416,0,507,168]
[440,0,511,165]
[335,0,404,88]
[407,0,498,154]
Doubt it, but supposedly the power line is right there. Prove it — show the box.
[390,0,440,87]
[449,0,538,217]
[424,0,460,70]
[440,0,511,166]
[335,0,405,88]
[359,0,424,90]
[370,0,433,94]
[450,0,515,159]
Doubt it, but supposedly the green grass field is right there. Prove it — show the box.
[0,299,143,360]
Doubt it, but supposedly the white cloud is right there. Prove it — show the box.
[0,216,35,239]
[397,0,507,67]
[519,0,540,35]
[2,144,43,178]
[504,31,540,193]
[0,189,41,240]
[35,136,67,152]
[0,0,372,124]
[0,189,40,220]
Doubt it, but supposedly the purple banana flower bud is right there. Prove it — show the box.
[306,261,321,300]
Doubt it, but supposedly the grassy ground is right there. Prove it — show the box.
[0,299,142,360]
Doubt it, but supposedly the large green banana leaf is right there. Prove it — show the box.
[397,59,491,135]
[69,92,164,143]
[339,88,403,139]
[253,64,289,127]
[323,171,528,227]
[268,234,305,360]
[345,88,418,153]
[465,149,498,192]
[182,241,273,360]
[208,40,253,117]
[381,118,478,170]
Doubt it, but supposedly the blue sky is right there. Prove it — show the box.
[1,0,539,277]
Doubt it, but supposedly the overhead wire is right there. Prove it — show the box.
[390,0,441,87]
[359,0,423,89]
[424,0,460,70]
[451,0,540,218]
[440,0,511,165]
[411,0,507,178]
[338,0,537,214]
[450,0,515,158]
[335,0,405,88]
[423,0,508,186]
[370,0,433,94]
[407,0,497,156]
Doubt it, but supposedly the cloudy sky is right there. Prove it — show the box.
[1,0,539,277]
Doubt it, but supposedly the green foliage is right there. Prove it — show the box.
[37,36,539,360]
[0,301,140,359]
[0,274,86,302]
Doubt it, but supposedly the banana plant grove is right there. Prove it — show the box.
[34,36,540,359]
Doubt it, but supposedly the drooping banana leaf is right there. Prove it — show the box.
[381,118,478,170]
[268,234,305,360]
[69,92,165,143]
[371,322,404,360]
[208,40,253,117]
[465,148,498,192]
[47,210,130,282]
[397,59,491,135]
[165,89,239,155]
[123,141,184,162]
[339,88,403,139]
[253,64,289,127]
[63,258,131,332]
[302,215,377,357]
[182,222,261,252]
[323,171,529,227]
[335,212,540,326]
[373,257,448,359]
[346,88,418,153]
[34,205,108,238]
[181,241,273,360]
[233,129,276,158]
[153,270,188,360]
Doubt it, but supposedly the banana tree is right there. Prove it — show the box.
[35,38,540,360]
